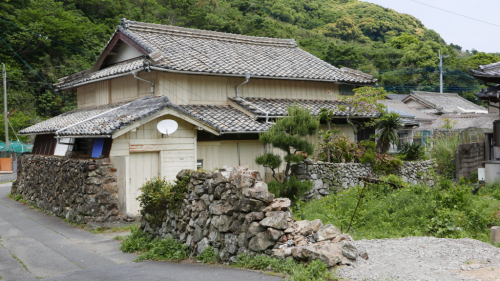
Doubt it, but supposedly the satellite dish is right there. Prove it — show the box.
[157,120,178,136]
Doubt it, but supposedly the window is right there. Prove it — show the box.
[339,84,354,96]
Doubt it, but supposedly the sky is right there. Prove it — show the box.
[362,0,500,53]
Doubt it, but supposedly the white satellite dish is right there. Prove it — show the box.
[157,120,178,136]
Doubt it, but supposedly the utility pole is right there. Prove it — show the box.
[2,63,8,149]
[439,50,449,94]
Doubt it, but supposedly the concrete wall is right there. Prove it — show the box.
[456,142,485,180]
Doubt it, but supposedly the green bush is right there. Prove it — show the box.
[137,172,190,227]
[299,178,500,242]
[429,132,459,178]
[120,227,188,262]
[196,246,219,264]
[233,254,336,281]
[398,142,427,161]
[266,176,312,202]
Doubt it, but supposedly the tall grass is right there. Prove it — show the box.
[298,179,500,243]
[429,132,459,178]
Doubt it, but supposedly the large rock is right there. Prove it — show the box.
[341,241,358,260]
[316,224,341,242]
[248,221,266,237]
[260,212,289,230]
[196,238,210,254]
[242,182,274,203]
[267,228,284,241]
[248,231,275,251]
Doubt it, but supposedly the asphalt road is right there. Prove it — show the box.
[0,182,281,281]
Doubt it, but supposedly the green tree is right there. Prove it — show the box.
[255,106,319,182]
[375,112,402,153]
[338,86,388,142]
[465,52,500,69]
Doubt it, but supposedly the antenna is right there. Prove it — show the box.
[157,120,178,136]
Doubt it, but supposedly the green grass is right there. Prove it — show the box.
[298,178,500,242]
[120,228,188,262]
[233,254,337,281]
[87,224,138,234]
[196,247,219,264]
[119,228,337,280]
[11,253,29,272]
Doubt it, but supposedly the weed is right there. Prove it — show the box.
[119,227,187,262]
[299,177,500,242]
[196,246,219,264]
[11,254,29,272]
[233,254,336,281]
[114,235,125,241]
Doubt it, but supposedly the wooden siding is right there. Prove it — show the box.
[110,115,197,182]
[111,76,138,103]
[128,152,159,214]
[77,84,97,108]
[76,71,341,107]
[157,72,340,105]
[197,140,265,175]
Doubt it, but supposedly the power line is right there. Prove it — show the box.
[0,17,98,57]
[409,0,500,28]
[8,65,66,73]
[7,80,47,84]
[0,35,73,106]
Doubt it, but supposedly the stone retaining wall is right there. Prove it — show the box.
[142,166,367,268]
[292,160,436,200]
[11,155,120,223]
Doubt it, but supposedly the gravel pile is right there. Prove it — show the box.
[337,237,500,281]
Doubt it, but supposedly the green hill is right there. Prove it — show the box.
[0,0,499,140]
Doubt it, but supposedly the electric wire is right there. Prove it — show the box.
[409,0,500,28]
[0,35,73,106]
[0,17,99,57]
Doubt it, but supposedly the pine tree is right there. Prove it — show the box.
[255,106,319,182]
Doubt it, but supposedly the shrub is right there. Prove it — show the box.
[299,179,500,242]
[120,227,188,262]
[137,172,190,227]
[398,142,426,161]
[317,133,361,163]
[233,254,336,281]
[266,176,312,202]
[429,132,459,177]
[196,246,219,264]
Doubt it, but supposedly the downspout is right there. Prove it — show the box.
[133,71,155,94]
[235,73,251,98]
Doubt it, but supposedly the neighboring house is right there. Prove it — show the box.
[431,114,499,132]
[402,91,488,115]
[19,19,376,214]
[472,61,500,115]
[381,100,436,150]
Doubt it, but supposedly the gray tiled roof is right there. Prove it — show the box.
[403,91,488,114]
[55,59,145,89]
[475,85,500,103]
[229,97,379,117]
[57,96,175,136]
[20,96,271,136]
[178,105,270,133]
[19,101,130,135]
[380,100,436,121]
[56,19,376,89]
[472,61,500,76]
[432,114,498,130]
[386,94,408,101]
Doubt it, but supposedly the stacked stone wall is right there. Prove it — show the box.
[11,155,120,223]
[142,166,368,269]
[292,160,436,200]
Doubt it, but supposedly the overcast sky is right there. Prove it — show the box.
[362,0,499,53]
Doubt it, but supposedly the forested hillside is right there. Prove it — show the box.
[1,0,499,141]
